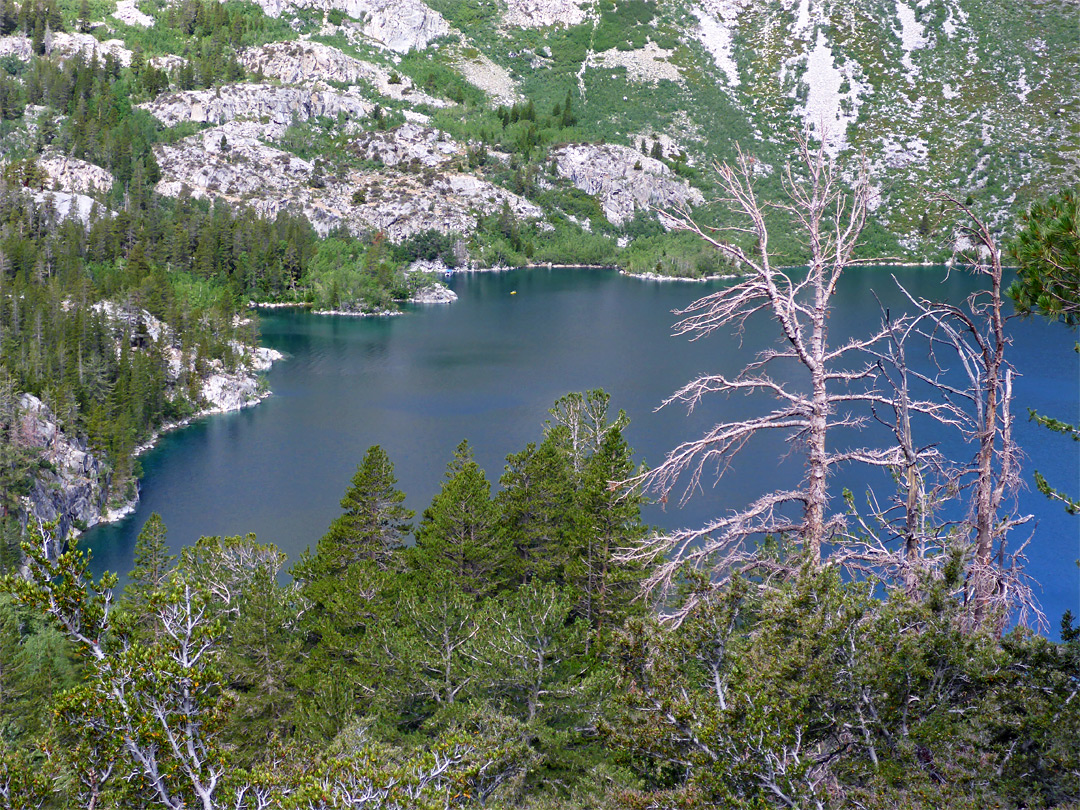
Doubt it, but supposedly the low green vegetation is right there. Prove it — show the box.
[303,232,433,312]
[398,46,487,108]
[620,227,734,277]
[123,0,299,57]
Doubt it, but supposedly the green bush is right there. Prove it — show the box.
[532,227,618,266]
[619,230,733,277]
[391,229,460,268]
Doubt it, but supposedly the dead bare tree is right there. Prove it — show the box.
[832,261,1041,633]
[890,199,1036,630]
[619,138,1040,628]
[831,303,969,598]
[620,138,911,619]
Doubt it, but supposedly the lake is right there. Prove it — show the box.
[85,267,1079,631]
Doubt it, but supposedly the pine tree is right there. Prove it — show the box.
[291,447,412,735]
[412,440,508,597]
[312,445,413,577]
[376,568,484,713]
[0,595,32,742]
[571,425,647,637]
[217,554,301,762]
[123,513,175,637]
[30,17,44,55]
[560,89,575,128]
[476,582,585,725]
[495,435,576,587]
[0,0,17,35]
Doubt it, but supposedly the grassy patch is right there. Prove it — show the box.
[397,49,487,108]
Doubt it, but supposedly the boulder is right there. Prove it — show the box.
[112,0,155,27]
[39,155,115,195]
[344,0,449,52]
[502,0,586,29]
[408,282,457,304]
[148,54,187,72]
[0,36,32,61]
[48,32,133,66]
[239,41,449,107]
[239,0,449,53]
[25,190,115,227]
[590,42,684,85]
[351,123,461,167]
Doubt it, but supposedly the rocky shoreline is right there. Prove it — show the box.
[620,269,742,282]
[21,344,285,541]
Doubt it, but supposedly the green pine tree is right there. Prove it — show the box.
[291,447,412,737]
[313,445,413,577]
[123,513,175,638]
[495,435,577,587]
[375,568,484,713]
[217,555,301,763]
[0,595,33,742]
[571,425,648,638]
[411,440,508,597]
[560,89,575,128]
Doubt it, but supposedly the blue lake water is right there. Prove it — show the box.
[85,267,1079,632]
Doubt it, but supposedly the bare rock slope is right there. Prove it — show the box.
[39,155,115,194]
[140,83,373,129]
[241,0,448,52]
[239,41,449,107]
[154,122,542,241]
[502,0,586,29]
[19,394,110,541]
[551,144,704,226]
[25,190,114,227]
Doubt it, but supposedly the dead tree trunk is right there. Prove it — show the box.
[920,198,1033,630]
[623,138,893,619]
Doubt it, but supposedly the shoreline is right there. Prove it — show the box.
[312,308,404,317]
[248,263,956,315]
[424,260,952,280]
[91,352,284,530]
[620,269,743,282]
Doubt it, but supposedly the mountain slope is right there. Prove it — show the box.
[4,0,1074,265]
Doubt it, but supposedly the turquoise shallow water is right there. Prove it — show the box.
[85,267,1079,631]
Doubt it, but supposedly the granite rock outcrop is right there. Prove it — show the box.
[18,394,110,541]
[153,122,542,242]
[550,144,704,226]
[140,83,373,129]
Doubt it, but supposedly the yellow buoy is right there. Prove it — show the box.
[510,291,517,295]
